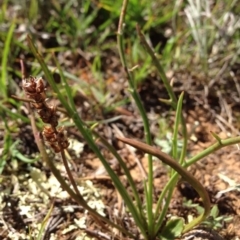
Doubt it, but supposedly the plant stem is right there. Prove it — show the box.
[60,150,82,197]
[118,1,154,237]
[93,130,146,223]
[185,135,240,167]
[136,25,188,164]
[136,27,189,233]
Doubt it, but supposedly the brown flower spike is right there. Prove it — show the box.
[22,76,69,153]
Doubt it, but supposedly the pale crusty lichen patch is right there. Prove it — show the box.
[1,164,105,239]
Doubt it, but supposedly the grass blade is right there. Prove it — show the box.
[1,21,15,98]
[172,92,184,167]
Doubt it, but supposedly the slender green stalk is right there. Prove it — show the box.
[136,27,189,234]
[53,53,146,225]
[154,93,184,232]
[136,25,177,106]
[185,135,240,167]
[36,203,54,240]
[0,122,11,174]
[151,93,184,234]
[93,130,146,224]
[60,150,82,197]
[136,25,188,165]
[154,174,178,233]
[172,92,184,162]
[1,21,15,98]
[27,38,72,114]
[53,53,96,198]
[0,0,9,22]
[118,1,154,237]
[155,181,179,234]
[52,53,77,113]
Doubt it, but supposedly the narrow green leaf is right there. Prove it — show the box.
[0,0,9,22]
[0,133,11,174]
[117,2,153,237]
[1,21,15,98]
[172,92,184,162]
[36,203,54,240]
